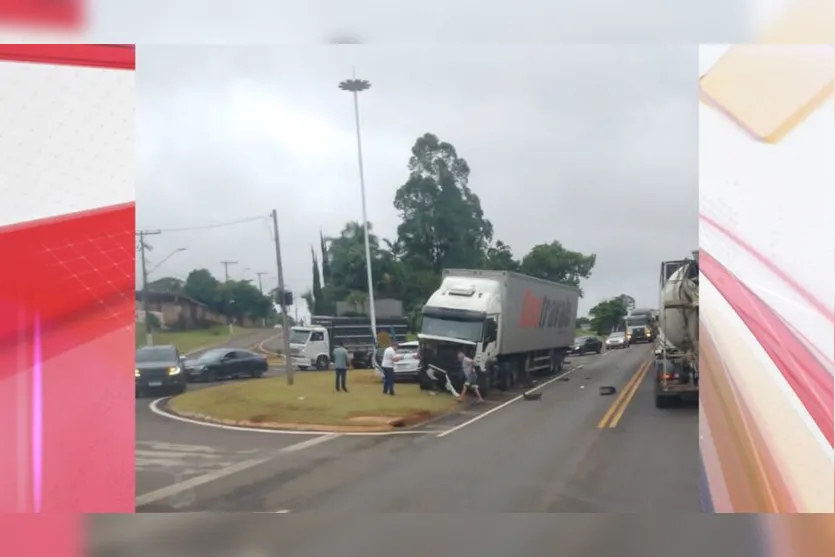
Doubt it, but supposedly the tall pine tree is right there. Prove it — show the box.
[319,230,331,286]
[311,245,325,315]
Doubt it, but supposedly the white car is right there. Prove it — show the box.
[393,340,420,380]
[605,331,629,349]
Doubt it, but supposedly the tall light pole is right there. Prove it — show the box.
[339,71,377,345]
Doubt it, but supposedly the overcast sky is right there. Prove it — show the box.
[137,45,699,318]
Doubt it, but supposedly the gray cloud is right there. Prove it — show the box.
[94,0,751,44]
[137,45,698,317]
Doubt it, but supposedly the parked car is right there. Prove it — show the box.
[605,331,629,349]
[135,345,187,396]
[393,340,420,381]
[184,348,268,382]
[571,336,602,355]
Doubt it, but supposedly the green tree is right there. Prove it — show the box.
[311,246,326,315]
[576,316,591,329]
[614,293,636,312]
[393,133,493,273]
[147,276,183,293]
[483,240,519,271]
[519,241,596,295]
[588,298,629,335]
[225,280,271,320]
[183,269,222,310]
[319,230,331,286]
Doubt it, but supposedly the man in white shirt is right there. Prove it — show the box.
[380,340,398,395]
[457,348,484,403]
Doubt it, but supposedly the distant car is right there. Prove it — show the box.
[184,348,269,382]
[605,331,629,349]
[135,345,187,396]
[571,336,602,355]
[393,340,420,380]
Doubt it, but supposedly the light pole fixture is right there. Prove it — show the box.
[339,72,378,345]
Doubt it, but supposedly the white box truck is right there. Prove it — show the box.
[418,269,580,395]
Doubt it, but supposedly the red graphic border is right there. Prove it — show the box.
[0,44,135,70]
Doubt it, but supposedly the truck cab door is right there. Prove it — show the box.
[309,330,327,361]
[481,317,499,358]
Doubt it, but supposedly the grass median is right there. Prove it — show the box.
[168,370,459,430]
[135,325,250,354]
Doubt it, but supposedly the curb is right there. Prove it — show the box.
[160,398,437,433]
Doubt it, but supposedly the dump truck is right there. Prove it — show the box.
[289,315,408,370]
[654,253,699,408]
[417,269,579,396]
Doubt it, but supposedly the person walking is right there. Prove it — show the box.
[332,342,350,392]
[457,348,484,403]
[380,340,398,395]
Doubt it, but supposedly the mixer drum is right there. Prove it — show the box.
[660,261,699,353]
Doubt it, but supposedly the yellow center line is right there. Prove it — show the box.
[597,358,652,429]
[607,360,651,428]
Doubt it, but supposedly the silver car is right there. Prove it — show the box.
[393,340,420,380]
[605,331,629,349]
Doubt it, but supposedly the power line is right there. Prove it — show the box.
[141,215,269,233]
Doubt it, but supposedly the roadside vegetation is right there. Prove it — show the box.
[134,324,248,354]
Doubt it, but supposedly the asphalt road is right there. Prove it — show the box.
[91,513,768,557]
[135,341,700,513]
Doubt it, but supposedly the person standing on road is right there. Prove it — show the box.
[457,348,484,403]
[332,342,350,392]
[380,340,398,395]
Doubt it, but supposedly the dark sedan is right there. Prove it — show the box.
[135,345,187,396]
[571,336,603,355]
[184,348,269,382]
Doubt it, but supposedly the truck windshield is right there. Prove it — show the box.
[421,316,483,343]
[289,330,311,344]
[626,316,649,326]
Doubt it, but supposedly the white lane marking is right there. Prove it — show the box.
[135,434,339,507]
[280,434,339,453]
[436,364,584,438]
[147,397,435,436]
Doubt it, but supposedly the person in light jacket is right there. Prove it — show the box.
[332,342,350,392]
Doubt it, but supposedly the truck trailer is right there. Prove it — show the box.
[417,269,579,396]
[654,254,699,408]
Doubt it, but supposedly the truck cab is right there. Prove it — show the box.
[418,276,502,394]
[624,309,656,344]
[289,326,331,370]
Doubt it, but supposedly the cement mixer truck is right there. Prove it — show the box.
[654,253,699,408]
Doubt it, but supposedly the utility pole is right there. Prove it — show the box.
[137,230,161,346]
[271,209,294,385]
[220,260,237,336]
[256,271,269,328]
